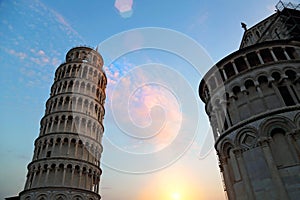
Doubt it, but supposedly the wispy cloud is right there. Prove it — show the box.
[29,0,85,42]
[0,0,86,89]
[7,49,27,60]
[2,46,60,87]
[50,7,85,41]
[187,11,209,32]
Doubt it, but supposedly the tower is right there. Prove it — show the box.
[19,46,107,200]
[199,2,300,200]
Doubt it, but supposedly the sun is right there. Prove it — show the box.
[171,192,181,200]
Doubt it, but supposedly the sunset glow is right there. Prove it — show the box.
[171,192,181,200]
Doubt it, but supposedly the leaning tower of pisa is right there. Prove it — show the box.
[18,46,107,200]
[199,2,300,200]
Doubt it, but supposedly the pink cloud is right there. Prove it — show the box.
[7,49,27,60]
[51,57,60,66]
[115,0,133,13]
[37,50,45,56]
[106,63,183,152]
[114,0,134,18]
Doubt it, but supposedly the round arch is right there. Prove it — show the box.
[259,115,296,137]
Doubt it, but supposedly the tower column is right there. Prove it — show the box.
[256,50,264,64]
[234,148,254,200]
[62,166,66,185]
[220,156,235,200]
[283,48,291,60]
[242,55,251,69]
[44,167,50,186]
[269,48,278,61]
[221,68,228,80]
[231,61,239,74]
[258,137,289,199]
[31,170,37,188]
[24,172,32,189]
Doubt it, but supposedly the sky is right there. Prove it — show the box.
[0,0,291,199]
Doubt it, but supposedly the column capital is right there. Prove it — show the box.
[287,129,300,139]
[232,147,243,156]
[219,156,229,165]
[257,136,271,147]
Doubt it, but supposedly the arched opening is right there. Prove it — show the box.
[285,69,296,81]
[271,71,281,82]
[258,75,268,85]
[270,128,294,167]
[245,79,256,95]
[232,86,241,96]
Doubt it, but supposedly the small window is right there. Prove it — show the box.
[260,48,274,63]
[272,72,281,81]
[224,63,235,79]
[258,76,268,85]
[285,47,297,59]
[278,86,295,106]
[273,47,286,60]
[255,30,260,38]
[46,151,51,158]
[285,70,296,81]
[245,80,255,89]
[208,76,217,90]
[232,86,241,96]
[246,52,261,67]
[234,57,248,72]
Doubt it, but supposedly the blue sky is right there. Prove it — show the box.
[0,0,288,199]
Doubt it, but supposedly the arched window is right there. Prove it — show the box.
[71,65,77,76]
[222,142,240,183]
[232,86,241,96]
[227,148,241,181]
[272,70,298,106]
[245,79,256,95]
[258,75,268,85]
[285,70,296,81]
[82,67,88,78]
[270,128,294,167]
[258,75,269,94]
[271,72,281,82]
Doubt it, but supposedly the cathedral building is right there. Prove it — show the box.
[14,46,107,200]
[199,1,300,199]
